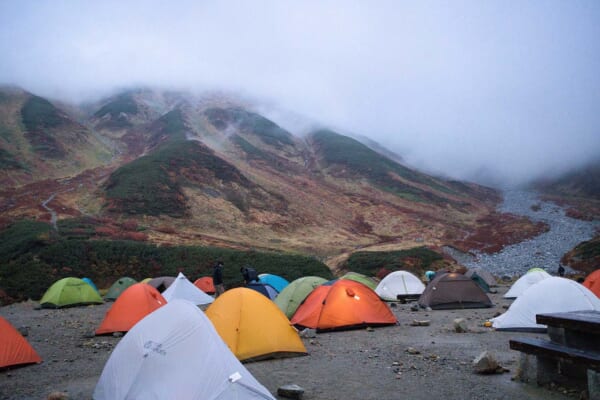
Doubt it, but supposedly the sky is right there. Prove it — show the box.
[1,1,599,187]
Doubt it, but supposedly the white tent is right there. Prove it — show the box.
[94,299,275,400]
[375,270,425,300]
[492,277,600,331]
[162,272,214,306]
[503,270,551,299]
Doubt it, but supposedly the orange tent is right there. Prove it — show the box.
[290,279,397,331]
[0,316,42,368]
[584,270,600,298]
[205,288,306,362]
[96,283,167,335]
[194,276,215,294]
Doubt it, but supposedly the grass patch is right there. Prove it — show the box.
[0,219,333,303]
[0,148,25,170]
[343,247,444,277]
[20,95,67,158]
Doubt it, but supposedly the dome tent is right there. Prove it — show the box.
[583,269,600,298]
[94,299,275,400]
[258,273,290,293]
[492,277,600,331]
[193,276,215,294]
[104,277,137,301]
[82,277,100,293]
[340,271,378,291]
[206,288,306,362]
[0,316,42,368]
[146,276,175,293]
[291,279,397,331]
[40,277,104,308]
[464,267,497,287]
[246,282,278,300]
[418,272,493,310]
[375,270,425,301]
[275,276,327,318]
[161,272,214,306]
[96,283,166,335]
[504,270,551,299]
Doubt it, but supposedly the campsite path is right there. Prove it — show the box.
[449,190,599,277]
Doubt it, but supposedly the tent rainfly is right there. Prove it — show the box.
[275,276,327,319]
[417,272,493,310]
[40,277,104,308]
[375,270,425,300]
[464,268,497,287]
[193,277,215,295]
[504,270,551,299]
[104,277,137,301]
[0,316,42,368]
[162,272,214,306]
[94,299,275,400]
[583,269,600,298]
[492,277,600,331]
[258,274,290,293]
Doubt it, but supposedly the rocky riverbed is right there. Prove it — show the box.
[447,190,599,277]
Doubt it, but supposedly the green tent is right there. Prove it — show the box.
[340,271,379,291]
[40,277,104,308]
[275,276,327,318]
[104,277,137,301]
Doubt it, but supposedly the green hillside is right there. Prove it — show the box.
[205,107,294,148]
[20,95,69,158]
[93,93,139,128]
[105,139,253,217]
[311,129,457,204]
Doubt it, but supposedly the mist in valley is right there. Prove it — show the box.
[1,1,599,188]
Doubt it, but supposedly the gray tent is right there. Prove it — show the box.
[464,268,497,287]
[418,272,493,310]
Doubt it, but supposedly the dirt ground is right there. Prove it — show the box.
[0,285,579,400]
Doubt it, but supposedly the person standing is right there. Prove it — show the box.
[213,260,225,297]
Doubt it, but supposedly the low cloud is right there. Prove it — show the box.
[1,0,599,187]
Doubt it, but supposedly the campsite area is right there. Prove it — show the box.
[0,284,576,400]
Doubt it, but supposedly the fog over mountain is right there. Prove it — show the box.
[1,1,599,187]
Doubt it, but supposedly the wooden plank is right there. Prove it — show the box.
[510,338,600,370]
[537,311,600,334]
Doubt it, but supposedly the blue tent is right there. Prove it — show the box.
[246,282,279,300]
[82,277,99,293]
[258,274,290,293]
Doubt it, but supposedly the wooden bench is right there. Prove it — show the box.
[509,311,600,399]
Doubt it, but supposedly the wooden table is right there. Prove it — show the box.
[509,310,600,399]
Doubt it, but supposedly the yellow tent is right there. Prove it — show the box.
[206,288,307,362]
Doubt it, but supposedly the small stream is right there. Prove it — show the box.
[41,193,58,231]
[447,190,599,277]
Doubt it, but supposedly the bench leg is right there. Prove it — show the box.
[515,353,537,383]
[537,356,559,386]
[588,370,600,400]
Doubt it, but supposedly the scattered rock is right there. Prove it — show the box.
[366,327,374,332]
[410,319,430,326]
[473,351,499,374]
[112,332,124,338]
[299,328,317,338]
[47,392,69,400]
[83,330,96,339]
[453,318,468,333]
[406,347,420,355]
[18,326,29,337]
[277,384,305,399]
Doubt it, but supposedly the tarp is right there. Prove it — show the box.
[40,277,104,308]
[464,268,497,287]
[418,272,493,310]
[104,277,137,301]
[94,299,275,400]
[194,277,215,294]
[492,277,600,331]
[291,279,397,331]
[0,316,42,368]
[146,276,175,293]
[504,270,551,299]
[340,272,378,291]
[258,274,289,293]
[96,283,166,335]
[162,272,214,306]
[275,276,327,318]
[206,288,306,362]
[583,269,600,298]
[375,270,425,300]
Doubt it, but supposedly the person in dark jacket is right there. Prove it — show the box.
[213,260,225,297]
[240,265,258,284]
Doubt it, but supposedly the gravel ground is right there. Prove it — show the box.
[448,190,599,277]
[0,286,576,400]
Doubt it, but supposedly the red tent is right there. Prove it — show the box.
[584,270,600,298]
[194,276,216,295]
[0,316,42,368]
[96,283,166,335]
[290,279,397,331]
